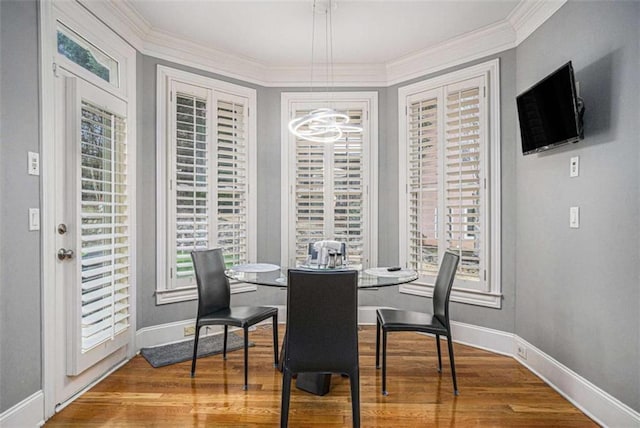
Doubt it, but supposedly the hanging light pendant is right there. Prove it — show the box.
[289,107,361,143]
[288,0,362,143]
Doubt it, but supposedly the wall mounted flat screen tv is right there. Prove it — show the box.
[517,61,584,155]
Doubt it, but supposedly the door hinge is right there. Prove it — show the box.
[484,270,487,281]
[52,62,59,77]
[170,91,173,102]
[483,86,487,98]
[170,268,173,279]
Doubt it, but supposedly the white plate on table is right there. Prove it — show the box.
[364,267,416,278]
[230,263,280,273]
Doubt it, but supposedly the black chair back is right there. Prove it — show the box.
[191,249,231,316]
[285,269,359,373]
[432,251,460,326]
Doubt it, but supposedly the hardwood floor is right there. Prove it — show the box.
[45,325,597,427]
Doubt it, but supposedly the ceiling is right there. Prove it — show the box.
[91,0,564,85]
[124,0,520,66]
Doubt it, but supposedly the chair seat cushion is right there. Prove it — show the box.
[377,308,447,333]
[199,305,277,328]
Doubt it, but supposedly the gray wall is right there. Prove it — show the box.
[515,1,640,411]
[0,0,42,413]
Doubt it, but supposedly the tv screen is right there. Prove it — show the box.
[517,61,584,155]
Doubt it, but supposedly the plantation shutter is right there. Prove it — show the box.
[173,90,210,287]
[294,109,327,264]
[444,77,484,283]
[293,107,366,267]
[80,101,130,352]
[407,91,440,276]
[216,95,249,267]
[333,108,365,268]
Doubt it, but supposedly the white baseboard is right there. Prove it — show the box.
[135,306,288,351]
[514,337,640,428]
[0,391,44,428]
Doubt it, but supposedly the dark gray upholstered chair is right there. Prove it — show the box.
[376,251,460,395]
[190,248,278,390]
[281,269,360,428]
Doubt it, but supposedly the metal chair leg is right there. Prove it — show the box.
[272,314,279,367]
[447,334,459,395]
[191,325,201,377]
[436,334,442,372]
[223,325,228,360]
[349,367,361,428]
[243,326,249,390]
[375,318,381,369]
[382,329,388,396]
[280,369,293,427]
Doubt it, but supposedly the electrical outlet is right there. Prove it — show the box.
[183,325,196,336]
[516,343,527,360]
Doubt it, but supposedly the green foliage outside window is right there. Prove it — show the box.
[57,31,110,82]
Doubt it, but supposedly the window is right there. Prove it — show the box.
[57,23,119,87]
[281,93,378,269]
[156,66,257,304]
[398,60,501,308]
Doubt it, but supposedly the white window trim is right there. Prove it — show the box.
[280,91,379,268]
[398,59,501,308]
[156,65,257,304]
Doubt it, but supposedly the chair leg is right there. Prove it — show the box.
[272,314,279,367]
[375,318,381,369]
[243,326,249,390]
[191,325,201,377]
[280,368,293,428]
[223,325,228,360]
[446,334,459,395]
[436,334,442,373]
[349,367,361,428]
[382,329,388,396]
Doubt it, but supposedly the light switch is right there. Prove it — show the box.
[28,152,40,176]
[570,156,579,177]
[29,208,40,231]
[569,206,580,229]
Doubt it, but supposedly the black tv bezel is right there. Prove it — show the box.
[517,61,584,156]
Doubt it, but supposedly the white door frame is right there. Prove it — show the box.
[39,0,137,417]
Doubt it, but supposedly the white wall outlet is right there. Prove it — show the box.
[183,325,196,336]
[28,152,40,176]
[570,156,579,177]
[570,206,580,228]
[29,208,40,231]
[516,343,527,360]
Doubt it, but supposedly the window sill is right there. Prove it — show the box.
[155,281,257,305]
[399,281,502,309]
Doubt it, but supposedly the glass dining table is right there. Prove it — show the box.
[225,263,419,396]
[225,264,419,289]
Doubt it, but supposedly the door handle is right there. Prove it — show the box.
[57,248,74,261]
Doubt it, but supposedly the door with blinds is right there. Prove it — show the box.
[54,75,132,402]
[287,103,370,269]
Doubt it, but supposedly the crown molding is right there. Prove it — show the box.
[80,0,566,87]
[509,0,567,45]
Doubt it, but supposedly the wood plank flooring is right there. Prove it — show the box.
[45,325,597,427]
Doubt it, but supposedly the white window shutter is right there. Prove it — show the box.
[292,107,367,268]
[173,91,210,287]
[215,96,249,267]
[444,78,484,283]
[79,101,130,352]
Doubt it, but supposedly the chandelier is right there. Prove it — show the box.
[288,0,362,143]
